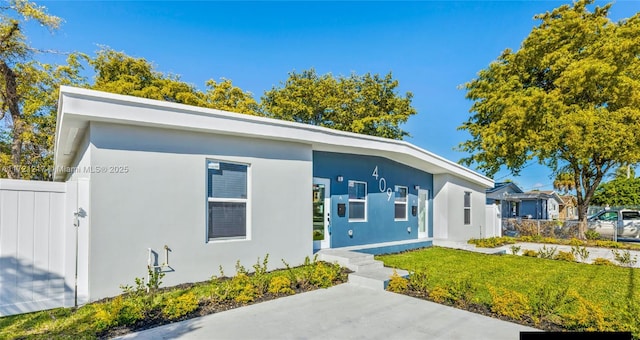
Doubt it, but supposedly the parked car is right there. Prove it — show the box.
[587,209,640,239]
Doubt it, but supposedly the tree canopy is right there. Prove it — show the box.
[459,0,640,231]
[0,0,84,179]
[89,48,259,115]
[592,177,640,206]
[261,69,416,139]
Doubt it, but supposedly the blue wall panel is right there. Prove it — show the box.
[313,151,433,248]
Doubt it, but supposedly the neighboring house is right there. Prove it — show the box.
[0,86,494,315]
[559,195,578,220]
[507,190,564,220]
[486,182,524,219]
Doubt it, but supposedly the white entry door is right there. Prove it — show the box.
[313,178,331,249]
[418,189,429,238]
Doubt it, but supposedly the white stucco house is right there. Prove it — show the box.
[0,86,494,316]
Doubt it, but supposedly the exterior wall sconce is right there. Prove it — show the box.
[337,176,344,182]
[414,185,420,190]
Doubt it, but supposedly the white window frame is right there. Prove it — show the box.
[206,159,251,242]
[394,185,408,221]
[464,191,471,225]
[348,180,367,222]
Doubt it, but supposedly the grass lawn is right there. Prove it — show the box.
[377,247,640,336]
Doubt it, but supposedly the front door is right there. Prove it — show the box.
[313,178,331,250]
[418,189,429,238]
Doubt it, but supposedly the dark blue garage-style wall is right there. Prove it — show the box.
[313,151,433,248]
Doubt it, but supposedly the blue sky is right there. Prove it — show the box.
[29,0,640,191]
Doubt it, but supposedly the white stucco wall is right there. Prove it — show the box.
[433,174,488,241]
[84,122,313,300]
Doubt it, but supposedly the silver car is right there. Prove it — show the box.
[588,209,640,239]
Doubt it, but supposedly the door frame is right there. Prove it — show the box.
[313,177,331,249]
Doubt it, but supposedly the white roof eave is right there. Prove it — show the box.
[54,86,494,188]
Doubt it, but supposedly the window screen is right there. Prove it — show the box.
[207,160,248,240]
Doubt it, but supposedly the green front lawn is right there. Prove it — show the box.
[377,247,640,337]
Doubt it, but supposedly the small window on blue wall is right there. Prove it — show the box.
[395,186,408,220]
[348,180,367,221]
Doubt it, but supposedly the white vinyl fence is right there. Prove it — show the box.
[485,204,502,238]
[0,179,88,316]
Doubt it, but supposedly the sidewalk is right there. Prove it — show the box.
[114,284,537,340]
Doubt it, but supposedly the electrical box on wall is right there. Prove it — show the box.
[337,203,346,217]
[411,206,417,216]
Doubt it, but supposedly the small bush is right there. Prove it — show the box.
[386,270,409,293]
[429,286,452,304]
[408,270,429,294]
[537,245,558,259]
[488,286,530,320]
[93,296,144,331]
[268,276,295,295]
[591,258,614,266]
[310,261,339,288]
[585,229,601,240]
[468,237,515,248]
[570,245,590,262]
[523,249,538,257]
[555,251,576,262]
[569,238,584,246]
[612,249,638,267]
[510,245,521,255]
[162,292,199,320]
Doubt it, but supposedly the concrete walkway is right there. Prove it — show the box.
[114,284,537,340]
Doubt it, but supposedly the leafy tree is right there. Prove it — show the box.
[611,165,635,180]
[261,68,416,139]
[0,0,85,179]
[459,0,640,237]
[592,177,640,206]
[89,48,259,114]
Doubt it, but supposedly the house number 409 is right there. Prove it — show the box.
[372,166,393,201]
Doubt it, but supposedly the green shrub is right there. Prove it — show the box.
[585,229,601,240]
[510,245,521,255]
[386,270,409,293]
[468,237,515,248]
[429,286,452,304]
[537,245,558,259]
[612,249,638,267]
[162,292,199,320]
[447,278,477,307]
[93,296,144,331]
[570,245,590,262]
[523,249,538,257]
[310,261,338,288]
[554,251,576,262]
[569,238,585,246]
[488,286,530,320]
[591,258,614,266]
[268,276,295,295]
[408,270,429,294]
[250,255,270,294]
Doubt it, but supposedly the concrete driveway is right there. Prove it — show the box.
[114,283,538,340]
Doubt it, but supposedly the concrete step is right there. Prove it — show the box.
[348,259,384,271]
[317,250,376,271]
[349,267,409,290]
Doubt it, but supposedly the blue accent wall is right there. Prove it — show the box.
[313,151,433,248]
